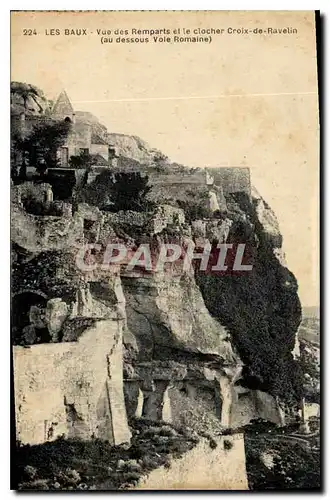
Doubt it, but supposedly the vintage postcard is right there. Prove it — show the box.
[11,10,320,490]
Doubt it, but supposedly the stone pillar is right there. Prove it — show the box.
[185,381,198,399]
[218,375,233,427]
[62,203,73,217]
[254,391,286,426]
[45,298,69,342]
[299,397,310,434]
[19,112,26,138]
[209,190,220,213]
[45,186,53,203]
[108,146,118,168]
[135,387,144,418]
[141,380,170,422]
[214,379,222,420]
[292,333,301,359]
[162,385,172,423]
[217,186,228,213]
[123,381,144,419]
[106,328,132,445]
[205,170,214,186]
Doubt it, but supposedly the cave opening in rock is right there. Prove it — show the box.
[83,219,99,243]
[11,291,51,345]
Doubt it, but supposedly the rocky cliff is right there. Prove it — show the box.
[195,188,303,402]
[11,128,304,442]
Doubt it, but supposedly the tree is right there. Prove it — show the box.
[69,151,94,169]
[195,196,303,403]
[11,130,25,180]
[152,150,169,165]
[22,120,71,174]
[111,172,152,211]
[177,189,212,221]
[11,82,46,114]
[78,171,153,212]
[11,82,49,181]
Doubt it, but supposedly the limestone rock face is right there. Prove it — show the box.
[11,203,84,253]
[11,82,48,115]
[195,187,302,402]
[12,244,131,445]
[108,133,158,165]
[122,272,237,364]
[252,187,300,359]
[13,319,131,446]
[204,218,233,244]
[208,190,220,213]
[252,186,283,251]
[11,142,303,437]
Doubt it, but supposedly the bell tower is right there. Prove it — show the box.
[51,89,75,122]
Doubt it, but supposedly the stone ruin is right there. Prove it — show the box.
[11,170,287,448]
[12,271,132,446]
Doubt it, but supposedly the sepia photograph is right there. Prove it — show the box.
[10,10,320,490]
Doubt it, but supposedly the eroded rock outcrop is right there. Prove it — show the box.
[11,149,303,445]
[122,272,235,362]
[195,189,302,404]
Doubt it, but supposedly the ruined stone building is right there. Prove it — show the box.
[50,90,110,167]
[12,174,286,448]
[12,209,132,445]
[11,86,292,452]
[207,167,251,198]
[11,89,110,174]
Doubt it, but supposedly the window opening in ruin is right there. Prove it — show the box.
[83,219,98,243]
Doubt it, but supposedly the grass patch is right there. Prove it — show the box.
[14,417,199,491]
[244,429,320,490]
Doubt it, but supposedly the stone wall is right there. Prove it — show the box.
[13,319,131,446]
[100,205,185,236]
[302,402,320,420]
[64,122,92,160]
[90,143,109,161]
[149,205,185,234]
[149,170,206,186]
[102,210,148,227]
[134,434,248,490]
[231,388,285,427]
[209,167,251,197]
[12,182,53,205]
[254,390,285,426]
[108,165,250,201]
[231,390,259,428]
[11,204,83,253]
[254,195,283,247]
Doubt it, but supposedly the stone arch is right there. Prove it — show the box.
[12,289,48,299]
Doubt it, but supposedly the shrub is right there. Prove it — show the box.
[223,439,233,451]
[195,195,303,403]
[79,171,154,212]
[209,438,218,449]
